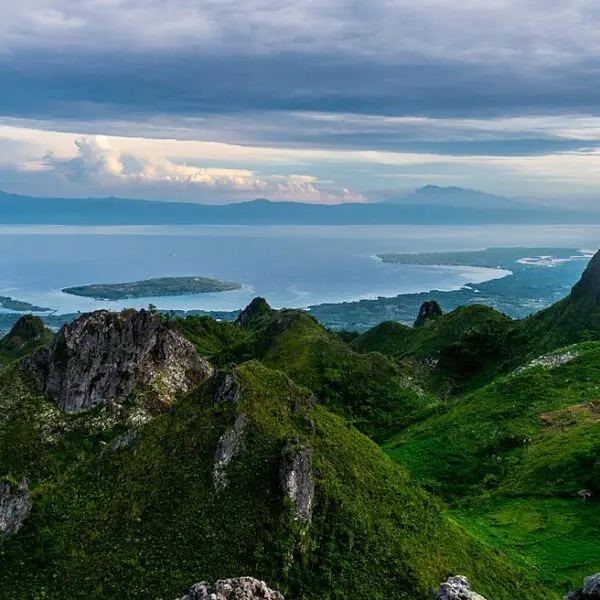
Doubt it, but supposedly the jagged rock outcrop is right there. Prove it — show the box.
[571,250,600,301]
[23,309,212,414]
[209,370,242,405]
[213,413,246,491]
[434,576,487,600]
[564,574,600,599]
[110,429,140,453]
[280,441,315,523]
[176,578,284,600]
[0,478,32,537]
[235,297,274,329]
[414,300,443,328]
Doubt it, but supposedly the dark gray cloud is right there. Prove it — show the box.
[3,0,600,123]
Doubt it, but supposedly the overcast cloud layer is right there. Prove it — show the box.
[2,0,600,203]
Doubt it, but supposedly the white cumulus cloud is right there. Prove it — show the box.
[42,135,366,203]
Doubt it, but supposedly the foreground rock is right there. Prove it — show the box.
[564,574,600,599]
[0,478,32,537]
[434,576,487,600]
[177,578,284,600]
[23,309,212,414]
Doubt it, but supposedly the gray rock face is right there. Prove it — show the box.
[177,578,284,600]
[0,478,32,537]
[434,576,487,600]
[280,442,315,523]
[23,310,212,414]
[211,371,241,405]
[564,574,600,599]
[213,413,246,491]
[110,429,140,453]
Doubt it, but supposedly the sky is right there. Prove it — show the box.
[2,1,600,205]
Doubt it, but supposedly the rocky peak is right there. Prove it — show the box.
[414,300,443,328]
[235,297,274,329]
[571,250,600,302]
[23,309,212,414]
[0,315,52,354]
[177,578,284,600]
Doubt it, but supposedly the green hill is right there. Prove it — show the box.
[0,361,548,599]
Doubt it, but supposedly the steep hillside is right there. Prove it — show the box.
[0,361,549,600]
[520,250,600,352]
[351,304,517,395]
[217,302,436,442]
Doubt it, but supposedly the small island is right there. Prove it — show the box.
[0,296,52,313]
[62,276,242,301]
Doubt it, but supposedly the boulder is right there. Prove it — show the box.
[177,577,284,600]
[434,576,487,600]
[0,478,32,537]
[23,310,212,414]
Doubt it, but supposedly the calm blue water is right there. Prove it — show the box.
[0,224,598,315]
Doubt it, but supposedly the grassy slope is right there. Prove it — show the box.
[221,308,438,443]
[0,362,550,600]
[351,305,518,395]
[386,342,600,594]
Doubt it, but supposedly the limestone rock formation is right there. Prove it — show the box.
[23,309,212,414]
[176,578,284,600]
[0,478,32,537]
[280,441,315,523]
[213,413,246,491]
[434,576,487,600]
[564,574,600,599]
[414,300,443,328]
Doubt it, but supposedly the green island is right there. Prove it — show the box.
[62,276,242,301]
[0,296,51,313]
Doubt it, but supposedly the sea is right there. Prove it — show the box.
[0,224,598,315]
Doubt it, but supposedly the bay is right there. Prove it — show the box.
[0,224,598,315]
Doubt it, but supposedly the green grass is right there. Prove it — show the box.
[454,498,600,596]
[0,362,551,599]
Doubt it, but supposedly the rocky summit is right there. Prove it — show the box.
[22,309,213,414]
[414,300,443,328]
[176,578,285,600]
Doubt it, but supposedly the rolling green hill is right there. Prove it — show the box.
[0,250,599,599]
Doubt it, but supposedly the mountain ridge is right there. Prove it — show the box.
[0,188,596,225]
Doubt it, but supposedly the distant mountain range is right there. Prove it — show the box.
[387,185,533,210]
[0,187,596,225]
